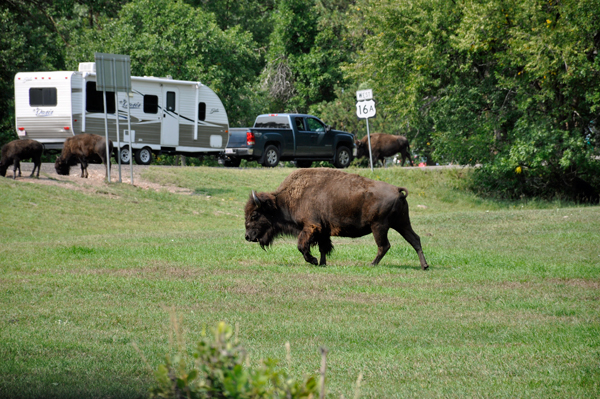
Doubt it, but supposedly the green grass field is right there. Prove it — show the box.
[1,166,599,398]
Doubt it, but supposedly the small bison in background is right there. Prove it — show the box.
[355,133,414,167]
[0,139,44,179]
[55,133,113,178]
[245,168,429,269]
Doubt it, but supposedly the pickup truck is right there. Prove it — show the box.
[219,114,356,168]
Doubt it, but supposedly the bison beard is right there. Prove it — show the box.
[244,168,429,269]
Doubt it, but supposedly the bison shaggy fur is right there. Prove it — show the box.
[0,139,44,179]
[245,168,429,269]
[55,134,113,178]
[355,133,414,167]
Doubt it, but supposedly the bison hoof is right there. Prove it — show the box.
[422,264,429,270]
[306,257,319,266]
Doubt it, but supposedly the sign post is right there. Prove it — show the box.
[356,89,376,172]
[94,53,132,183]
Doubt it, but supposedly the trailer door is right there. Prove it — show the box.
[161,87,179,146]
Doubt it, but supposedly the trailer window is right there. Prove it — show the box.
[198,102,206,121]
[144,95,159,114]
[85,82,115,113]
[29,88,57,107]
[166,91,176,112]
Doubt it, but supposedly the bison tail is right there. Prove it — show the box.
[398,187,409,198]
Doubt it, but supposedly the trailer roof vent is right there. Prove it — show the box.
[78,62,96,73]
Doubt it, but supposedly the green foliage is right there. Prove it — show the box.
[347,0,600,201]
[64,0,266,127]
[149,321,319,399]
[262,0,355,112]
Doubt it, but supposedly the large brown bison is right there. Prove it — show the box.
[355,133,414,167]
[0,139,43,179]
[55,134,113,178]
[245,168,429,269]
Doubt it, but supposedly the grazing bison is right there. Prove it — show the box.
[55,134,113,178]
[245,168,429,269]
[0,139,44,179]
[355,133,414,167]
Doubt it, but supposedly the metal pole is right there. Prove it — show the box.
[366,117,374,172]
[102,86,111,182]
[113,62,122,182]
[127,91,133,185]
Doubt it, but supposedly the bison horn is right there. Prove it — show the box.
[252,190,261,208]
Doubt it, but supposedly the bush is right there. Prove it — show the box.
[148,321,320,399]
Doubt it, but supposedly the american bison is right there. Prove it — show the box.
[0,139,44,179]
[55,134,113,178]
[245,168,429,269]
[355,133,414,167]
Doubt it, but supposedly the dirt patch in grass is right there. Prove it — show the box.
[10,162,193,194]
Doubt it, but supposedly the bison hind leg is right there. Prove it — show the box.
[371,224,391,265]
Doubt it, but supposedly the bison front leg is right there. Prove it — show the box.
[297,225,320,266]
[317,236,333,266]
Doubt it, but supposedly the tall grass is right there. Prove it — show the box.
[1,166,599,398]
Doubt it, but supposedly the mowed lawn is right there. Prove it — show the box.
[1,166,599,398]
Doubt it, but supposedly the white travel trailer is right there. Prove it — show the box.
[14,62,229,164]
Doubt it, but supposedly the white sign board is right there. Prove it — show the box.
[356,100,376,119]
[356,89,373,101]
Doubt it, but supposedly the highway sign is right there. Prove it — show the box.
[356,99,376,119]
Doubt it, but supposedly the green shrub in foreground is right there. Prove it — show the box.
[149,321,319,399]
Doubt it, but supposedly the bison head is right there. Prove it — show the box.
[244,190,278,249]
[0,162,7,177]
[54,157,71,175]
[355,140,367,158]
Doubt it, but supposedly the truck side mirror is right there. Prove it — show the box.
[325,125,331,133]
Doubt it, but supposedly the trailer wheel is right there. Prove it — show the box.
[262,145,280,167]
[135,147,153,165]
[334,146,352,168]
[117,146,132,164]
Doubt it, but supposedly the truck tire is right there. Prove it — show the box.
[117,146,131,164]
[334,146,352,168]
[263,145,280,167]
[135,147,153,165]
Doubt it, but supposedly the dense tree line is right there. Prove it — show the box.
[1,0,599,200]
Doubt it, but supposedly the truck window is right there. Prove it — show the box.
[144,95,159,114]
[295,117,306,131]
[306,118,325,132]
[86,82,115,113]
[198,102,206,121]
[254,115,290,129]
[29,88,57,107]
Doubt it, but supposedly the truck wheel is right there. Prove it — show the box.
[295,160,313,168]
[334,146,352,168]
[135,147,153,165]
[118,146,131,164]
[263,145,280,167]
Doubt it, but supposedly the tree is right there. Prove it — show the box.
[347,0,600,201]
[65,0,265,126]
[262,0,356,113]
